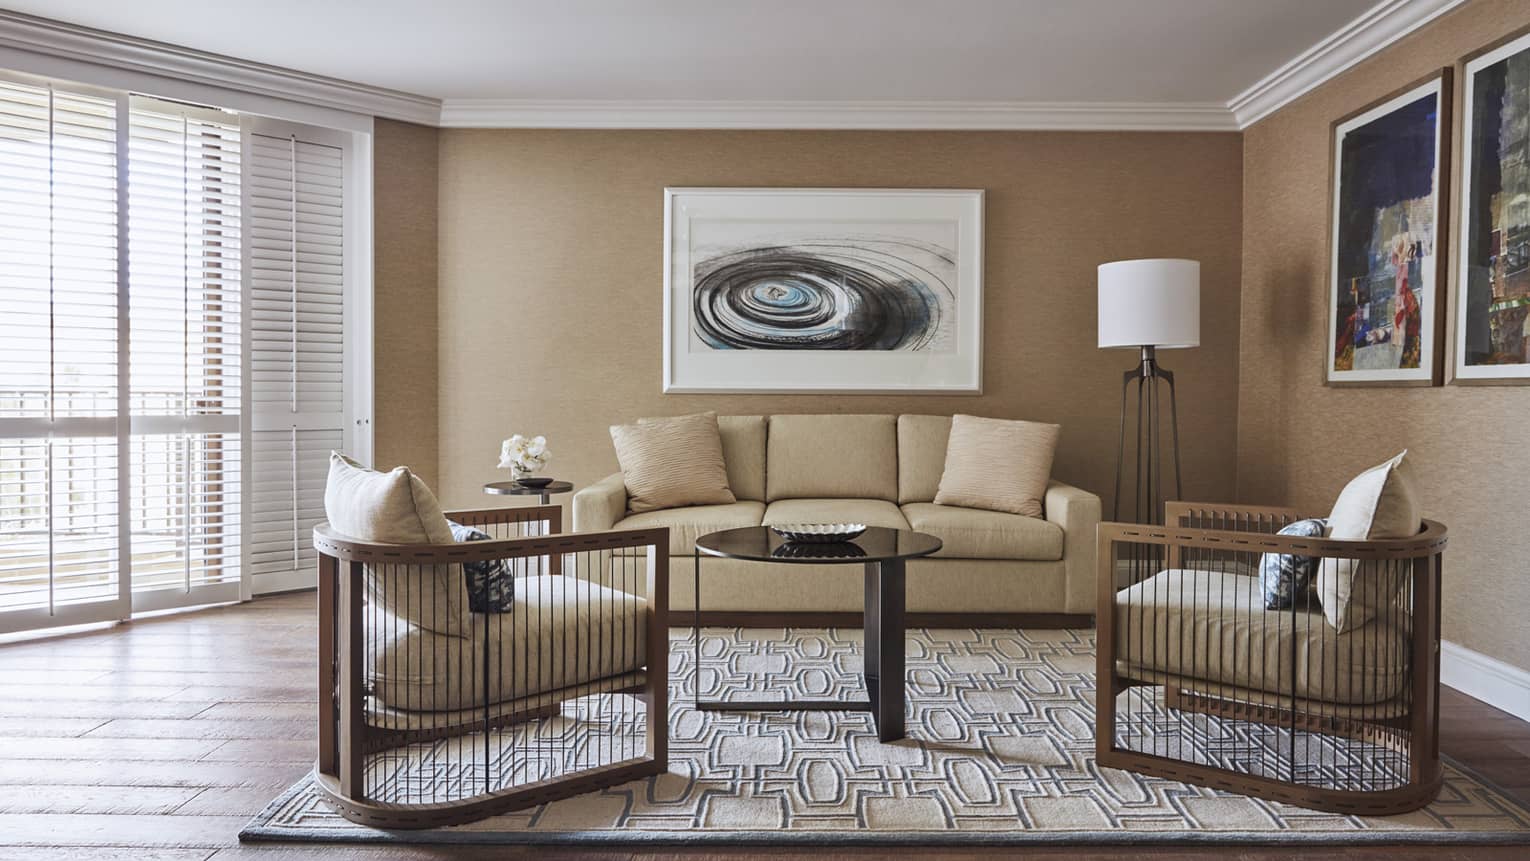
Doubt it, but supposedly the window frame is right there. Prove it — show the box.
[0,67,374,633]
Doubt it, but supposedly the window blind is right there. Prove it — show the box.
[0,71,359,632]
[245,130,346,582]
[0,79,121,623]
[126,97,243,602]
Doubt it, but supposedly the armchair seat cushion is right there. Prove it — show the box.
[901,502,1064,561]
[369,575,648,712]
[1114,568,1407,706]
[762,498,910,531]
[615,501,766,556]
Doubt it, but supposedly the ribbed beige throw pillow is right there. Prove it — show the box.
[611,413,736,514]
[1316,451,1421,633]
[322,452,472,638]
[934,415,1060,517]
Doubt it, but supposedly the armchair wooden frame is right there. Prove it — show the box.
[1096,501,1446,815]
[313,505,670,828]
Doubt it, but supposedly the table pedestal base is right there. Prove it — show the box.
[693,559,907,743]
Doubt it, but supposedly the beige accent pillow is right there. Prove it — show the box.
[611,413,736,514]
[1316,451,1421,633]
[934,415,1060,517]
[640,414,766,502]
[323,452,472,638]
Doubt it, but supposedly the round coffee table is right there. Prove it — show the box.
[482,479,573,506]
[692,526,942,743]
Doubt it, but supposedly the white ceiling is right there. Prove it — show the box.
[7,0,1379,104]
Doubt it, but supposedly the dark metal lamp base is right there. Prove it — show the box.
[1114,344,1184,525]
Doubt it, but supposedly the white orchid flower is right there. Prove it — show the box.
[498,432,551,473]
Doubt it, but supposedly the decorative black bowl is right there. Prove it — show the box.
[769,523,868,544]
[515,476,554,489]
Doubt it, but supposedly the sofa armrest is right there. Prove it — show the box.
[1045,480,1102,614]
[573,472,628,532]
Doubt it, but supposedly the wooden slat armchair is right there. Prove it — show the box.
[313,504,669,828]
[1096,501,1446,814]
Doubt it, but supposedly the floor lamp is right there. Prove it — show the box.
[1098,259,1200,525]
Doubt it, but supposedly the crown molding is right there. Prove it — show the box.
[439,99,1240,131]
[0,0,1468,133]
[0,9,441,126]
[1228,0,1466,128]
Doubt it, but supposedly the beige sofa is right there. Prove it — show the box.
[573,414,1101,619]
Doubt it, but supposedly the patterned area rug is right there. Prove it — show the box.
[242,627,1530,845]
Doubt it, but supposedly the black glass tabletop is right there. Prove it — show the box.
[695,526,942,564]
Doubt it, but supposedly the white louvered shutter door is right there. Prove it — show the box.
[244,125,346,590]
[126,96,244,611]
[0,79,125,633]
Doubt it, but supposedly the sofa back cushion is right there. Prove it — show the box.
[719,415,767,502]
[897,414,953,503]
[766,414,898,502]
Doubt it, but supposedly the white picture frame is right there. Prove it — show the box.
[662,187,984,393]
[1324,73,1449,387]
[1453,28,1530,384]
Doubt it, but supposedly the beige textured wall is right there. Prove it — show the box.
[435,129,1244,520]
[372,119,441,488]
[1238,0,1530,670]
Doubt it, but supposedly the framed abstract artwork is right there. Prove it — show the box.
[662,188,983,393]
[1455,27,1530,383]
[1325,71,1451,386]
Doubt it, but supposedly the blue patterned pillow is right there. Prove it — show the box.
[448,520,514,613]
[1259,518,1328,610]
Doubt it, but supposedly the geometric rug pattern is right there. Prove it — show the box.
[242,627,1530,845]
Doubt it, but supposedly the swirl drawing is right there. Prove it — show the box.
[690,237,955,351]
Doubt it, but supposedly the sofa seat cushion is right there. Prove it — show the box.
[1114,568,1407,706]
[615,501,766,556]
[900,502,1064,561]
[369,575,647,713]
[762,498,910,531]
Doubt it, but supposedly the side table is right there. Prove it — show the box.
[482,479,574,506]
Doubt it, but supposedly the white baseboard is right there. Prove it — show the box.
[251,569,317,597]
[1442,640,1530,723]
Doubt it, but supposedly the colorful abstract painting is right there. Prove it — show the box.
[1456,30,1530,382]
[1327,73,1449,385]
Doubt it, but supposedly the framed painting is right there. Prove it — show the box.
[662,188,983,393]
[1455,26,1530,383]
[1325,70,1451,386]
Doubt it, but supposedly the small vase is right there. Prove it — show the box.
[511,466,532,483]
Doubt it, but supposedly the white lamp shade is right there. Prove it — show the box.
[1097,258,1200,349]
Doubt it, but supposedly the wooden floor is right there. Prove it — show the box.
[0,592,1527,860]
